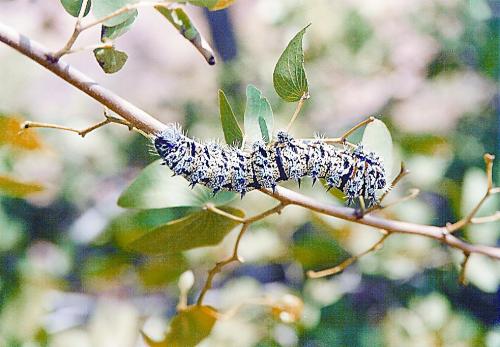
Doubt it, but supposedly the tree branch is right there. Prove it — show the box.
[1,21,499,264]
[0,21,167,135]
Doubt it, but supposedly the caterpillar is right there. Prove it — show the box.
[153,125,387,207]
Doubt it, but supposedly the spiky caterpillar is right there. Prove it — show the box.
[153,125,387,207]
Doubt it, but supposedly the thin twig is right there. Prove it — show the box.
[286,92,309,132]
[471,212,500,224]
[196,203,287,305]
[447,154,497,233]
[21,111,134,138]
[196,223,249,305]
[321,116,375,144]
[52,0,89,59]
[380,162,410,204]
[458,252,471,286]
[307,231,391,278]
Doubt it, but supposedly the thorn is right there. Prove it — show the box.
[240,191,246,199]
[272,184,276,193]
[326,186,333,192]
[297,178,301,188]
[312,177,317,187]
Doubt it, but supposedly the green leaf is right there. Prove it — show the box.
[244,85,274,144]
[101,9,138,41]
[93,47,128,74]
[292,228,351,271]
[60,0,91,17]
[127,207,244,254]
[155,5,215,65]
[142,306,217,347]
[101,207,196,248]
[138,254,188,288]
[0,175,44,198]
[273,24,310,102]
[186,0,236,10]
[92,0,137,26]
[361,118,393,182]
[218,89,243,147]
[118,160,236,209]
[186,0,218,9]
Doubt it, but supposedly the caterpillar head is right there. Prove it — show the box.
[154,126,183,158]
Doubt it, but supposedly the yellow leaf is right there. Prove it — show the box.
[142,306,217,347]
[0,175,44,198]
[0,115,43,150]
[212,0,236,10]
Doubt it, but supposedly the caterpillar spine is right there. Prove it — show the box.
[153,124,387,206]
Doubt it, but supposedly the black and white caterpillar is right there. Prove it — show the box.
[153,125,387,207]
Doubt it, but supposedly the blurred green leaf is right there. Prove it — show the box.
[186,0,235,10]
[101,10,138,41]
[138,254,188,288]
[102,207,196,248]
[142,306,217,347]
[293,229,351,271]
[60,0,91,17]
[219,89,243,147]
[244,85,274,144]
[0,115,43,150]
[273,24,310,102]
[82,254,131,283]
[399,134,448,155]
[118,160,236,209]
[93,47,128,74]
[92,0,138,26]
[128,207,244,254]
[0,175,44,198]
[155,5,215,65]
[361,119,393,181]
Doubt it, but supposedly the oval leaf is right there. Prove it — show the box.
[92,0,137,27]
[142,306,217,347]
[93,47,128,74]
[155,5,215,65]
[361,118,393,185]
[0,175,44,198]
[101,207,196,248]
[244,85,274,144]
[127,207,244,254]
[118,160,236,209]
[60,0,91,17]
[219,89,243,147]
[0,115,43,150]
[138,254,188,288]
[273,25,310,102]
[101,9,138,41]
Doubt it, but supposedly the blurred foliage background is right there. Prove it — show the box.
[0,0,499,346]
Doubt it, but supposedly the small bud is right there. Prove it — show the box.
[178,270,195,293]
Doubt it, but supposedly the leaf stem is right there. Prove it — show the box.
[286,92,309,132]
